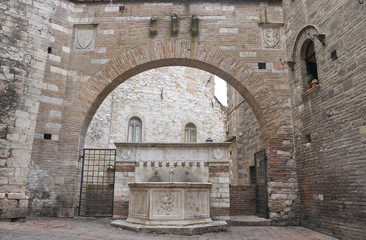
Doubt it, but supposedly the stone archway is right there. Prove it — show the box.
[58,40,296,224]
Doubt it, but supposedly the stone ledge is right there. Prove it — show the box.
[111,220,228,235]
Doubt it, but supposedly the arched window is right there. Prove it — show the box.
[128,117,142,142]
[184,122,197,142]
[304,40,318,80]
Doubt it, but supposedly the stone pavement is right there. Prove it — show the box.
[0,217,338,240]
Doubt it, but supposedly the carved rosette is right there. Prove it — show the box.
[262,27,282,49]
[74,25,96,51]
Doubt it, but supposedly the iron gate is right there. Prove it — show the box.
[254,149,268,218]
[79,149,116,217]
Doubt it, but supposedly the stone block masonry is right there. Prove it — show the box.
[85,67,227,148]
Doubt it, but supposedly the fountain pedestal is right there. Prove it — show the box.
[111,142,230,235]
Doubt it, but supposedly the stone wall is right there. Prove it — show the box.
[0,0,65,219]
[85,67,227,148]
[282,0,366,239]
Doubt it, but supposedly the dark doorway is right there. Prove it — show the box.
[254,149,268,218]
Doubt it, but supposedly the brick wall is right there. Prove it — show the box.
[282,0,366,239]
[230,185,256,215]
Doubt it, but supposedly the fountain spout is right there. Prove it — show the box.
[169,168,175,182]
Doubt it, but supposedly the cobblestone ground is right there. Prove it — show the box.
[0,217,337,240]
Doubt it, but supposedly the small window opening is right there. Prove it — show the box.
[305,41,318,80]
[119,6,125,12]
[44,133,52,140]
[47,47,52,54]
[258,62,266,69]
[331,50,338,60]
[184,122,197,142]
[249,166,256,185]
[305,134,312,143]
[127,117,142,142]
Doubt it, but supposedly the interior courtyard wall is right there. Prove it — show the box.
[85,66,227,148]
[1,0,298,225]
[282,0,366,239]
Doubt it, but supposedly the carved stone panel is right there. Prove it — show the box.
[129,189,149,219]
[186,189,210,218]
[150,189,183,219]
[74,25,96,51]
[213,148,224,160]
[262,27,282,49]
[117,148,134,160]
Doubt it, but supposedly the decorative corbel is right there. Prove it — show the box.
[150,17,157,36]
[191,14,199,36]
[171,14,179,36]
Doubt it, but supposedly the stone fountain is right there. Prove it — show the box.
[111,142,231,235]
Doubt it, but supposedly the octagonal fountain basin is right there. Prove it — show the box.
[111,182,228,235]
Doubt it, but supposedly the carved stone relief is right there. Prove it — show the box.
[74,25,96,51]
[151,189,182,218]
[129,189,148,218]
[213,148,224,160]
[118,148,134,160]
[186,190,209,218]
[158,191,175,215]
[262,28,282,49]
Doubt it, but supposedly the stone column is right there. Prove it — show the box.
[113,147,136,220]
[208,146,231,221]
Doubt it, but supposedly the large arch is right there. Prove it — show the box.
[58,40,296,223]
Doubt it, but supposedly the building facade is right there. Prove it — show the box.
[85,66,227,148]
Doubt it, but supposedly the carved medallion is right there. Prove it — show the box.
[118,148,133,160]
[74,26,96,51]
[262,28,281,49]
[213,148,224,160]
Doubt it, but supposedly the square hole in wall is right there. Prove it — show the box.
[44,133,52,140]
[305,134,312,143]
[331,50,338,60]
[258,62,266,69]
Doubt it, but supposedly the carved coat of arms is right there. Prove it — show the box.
[75,27,95,51]
[263,28,281,49]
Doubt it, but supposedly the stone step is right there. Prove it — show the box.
[230,215,272,226]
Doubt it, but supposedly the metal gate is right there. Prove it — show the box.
[79,149,116,217]
[254,149,268,218]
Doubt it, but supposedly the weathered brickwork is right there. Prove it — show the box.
[281,0,366,239]
[1,0,364,239]
[230,185,256,216]
[227,85,264,186]
[85,67,227,148]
